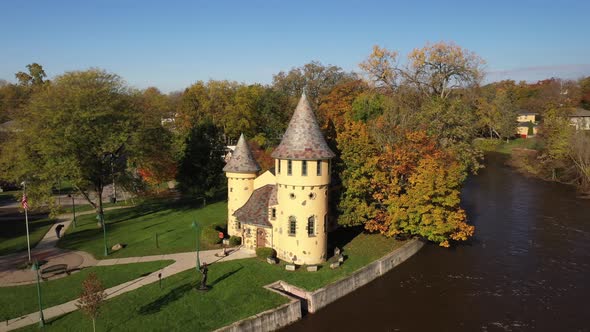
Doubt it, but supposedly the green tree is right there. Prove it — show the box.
[15,63,47,87]
[176,120,226,199]
[0,69,136,220]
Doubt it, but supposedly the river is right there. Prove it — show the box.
[283,153,590,331]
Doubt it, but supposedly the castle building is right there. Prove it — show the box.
[223,92,335,265]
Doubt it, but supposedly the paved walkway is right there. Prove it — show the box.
[1,248,254,332]
[0,207,256,331]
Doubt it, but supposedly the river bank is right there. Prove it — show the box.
[283,151,590,331]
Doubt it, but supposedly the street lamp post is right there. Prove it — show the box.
[67,194,77,229]
[101,212,108,256]
[21,181,31,262]
[191,221,200,273]
[31,261,45,327]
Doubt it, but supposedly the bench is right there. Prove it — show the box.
[40,264,69,281]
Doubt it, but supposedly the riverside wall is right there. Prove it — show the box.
[217,238,424,331]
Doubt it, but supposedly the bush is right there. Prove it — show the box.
[256,247,276,260]
[202,226,222,246]
[229,236,241,246]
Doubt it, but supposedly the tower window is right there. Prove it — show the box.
[317,160,321,176]
[271,208,276,219]
[278,160,281,174]
[308,216,315,236]
[288,216,296,236]
[302,160,307,176]
[288,160,292,176]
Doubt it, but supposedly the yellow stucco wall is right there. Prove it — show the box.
[226,172,256,237]
[516,126,538,136]
[517,114,536,123]
[254,170,276,189]
[272,159,330,265]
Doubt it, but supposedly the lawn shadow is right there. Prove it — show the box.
[327,226,363,259]
[209,266,243,287]
[138,282,194,315]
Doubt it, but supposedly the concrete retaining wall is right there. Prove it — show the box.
[214,295,301,332]
[305,238,423,313]
[216,238,423,331]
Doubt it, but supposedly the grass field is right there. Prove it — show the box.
[19,259,288,332]
[474,137,541,154]
[1,260,172,320]
[58,200,227,259]
[19,228,403,331]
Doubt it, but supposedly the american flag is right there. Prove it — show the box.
[21,194,28,210]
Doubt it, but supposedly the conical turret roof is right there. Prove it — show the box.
[271,93,335,160]
[223,134,261,173]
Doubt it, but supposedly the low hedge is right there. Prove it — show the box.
[256,247,276,260]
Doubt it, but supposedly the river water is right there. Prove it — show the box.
[284,153,590,331]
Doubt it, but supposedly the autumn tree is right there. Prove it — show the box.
[76,273,107,332]
[360,42,485,99]
[130,87,176,189]
[272,61,355,110]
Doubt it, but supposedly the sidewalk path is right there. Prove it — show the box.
[1,247,255,331]
[0,207,130,286]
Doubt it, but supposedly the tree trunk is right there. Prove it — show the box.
[92,318,96,332]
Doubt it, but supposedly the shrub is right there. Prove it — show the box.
[256,247,276,260]
[229,236,241,246]
[202,226,222,246]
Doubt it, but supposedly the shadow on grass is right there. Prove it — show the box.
[327,226,364,259]
[138,282,195,315]
[210,266,243,287]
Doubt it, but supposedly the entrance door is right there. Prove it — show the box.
[256,228,266,248]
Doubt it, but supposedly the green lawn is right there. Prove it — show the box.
[1,260,172,320]
[19,259,289,332]
[19,230,404,331]
[0,215,55,256]
[58,200,227,259]
[0,190,18,203]
[474,137,541,154]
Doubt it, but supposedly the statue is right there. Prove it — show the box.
[198,262,209,291]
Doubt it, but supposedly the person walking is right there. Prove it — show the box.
[55,224,64,239]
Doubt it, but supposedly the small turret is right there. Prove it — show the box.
[224,134,260,237]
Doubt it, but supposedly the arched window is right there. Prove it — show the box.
[287,160,292,176]
[307,216,315,236]
[302,160,307,176]
[288,216,296,236]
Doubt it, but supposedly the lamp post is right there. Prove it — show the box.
[21,181,31,262]
[191,221,200,273]
[31,261,45,327]
[67,194,77,229]
[101,212,108,256]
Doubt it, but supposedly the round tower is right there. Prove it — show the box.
[223,133,260,237]
[271,92,335,265]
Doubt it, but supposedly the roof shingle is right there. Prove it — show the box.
[233,185,277,227]
[271,93,335,160]
[223,133,261,173]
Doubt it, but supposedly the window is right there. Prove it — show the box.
[317,160,321,176]
[230,188,233,192]
[302,160,307,176]
[308,192,316,200]
[289,216,296,236]
[287,160,292,176]
[307,216,315,236]
[271,208,276,219]
[278,160,281,174]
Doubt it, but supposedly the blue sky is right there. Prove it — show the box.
[1,0,589,92]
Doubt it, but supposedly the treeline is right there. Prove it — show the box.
[1,41,589,244]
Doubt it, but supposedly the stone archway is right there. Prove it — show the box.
[256,228,266,248]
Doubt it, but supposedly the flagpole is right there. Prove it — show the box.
[22,181,31,262]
